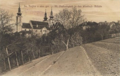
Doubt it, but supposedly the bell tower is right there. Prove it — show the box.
[49,7,54,20]
[43,9,48,21]
[49,7,54,27]
[16,3,22,32]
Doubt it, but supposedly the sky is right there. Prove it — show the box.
[0,0,120,23]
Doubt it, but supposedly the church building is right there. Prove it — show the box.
[16,3,55,37]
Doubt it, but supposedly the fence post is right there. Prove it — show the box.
[5,48,11,70]
[38,49,40,57]
[15,51,19,67]
[21,51,24,64]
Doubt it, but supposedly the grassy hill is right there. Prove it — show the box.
[82,37,120,76]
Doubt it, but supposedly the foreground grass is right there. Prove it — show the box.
[101,37,120,44]
[82,38,120,76]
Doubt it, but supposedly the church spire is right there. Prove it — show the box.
[16,3,22,32]
[44,9,48,21]
[17,3,22,16]
[50,7,53,19]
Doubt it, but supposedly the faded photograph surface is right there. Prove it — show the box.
[0,0,120,76]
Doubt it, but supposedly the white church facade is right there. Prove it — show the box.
[16,4,55,37]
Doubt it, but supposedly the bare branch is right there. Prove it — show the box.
[54,7,85,29]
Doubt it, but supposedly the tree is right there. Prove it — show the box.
[24,36,38,61]
[0,9,13,49]
[54,7,85,29]
[48,23,69,50]
[55,29,70,50]
[96,23,110,40]
[70,32,82,47]
[0,9,13,41]
[50,23,83,51]
[53,8,84,50]
[0,9,14,71]
[110,23,120,34]
[54,9,71,29]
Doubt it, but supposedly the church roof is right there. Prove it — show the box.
[30,20,49,29]
[22,23,31,28]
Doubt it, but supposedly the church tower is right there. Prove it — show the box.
[16,3,22,32]
[49,7,54,20]
[43,9,48,21]
[49,7,54,27]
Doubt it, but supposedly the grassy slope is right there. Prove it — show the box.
[82,37,120,76]
[100,37,120,44]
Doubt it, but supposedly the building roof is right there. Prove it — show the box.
[30,20,49,29]
[22,23,31,28]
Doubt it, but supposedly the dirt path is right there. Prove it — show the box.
[41,46,101,76]
[1,55,50,76]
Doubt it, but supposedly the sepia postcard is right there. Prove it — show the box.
[0,0,120,76]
